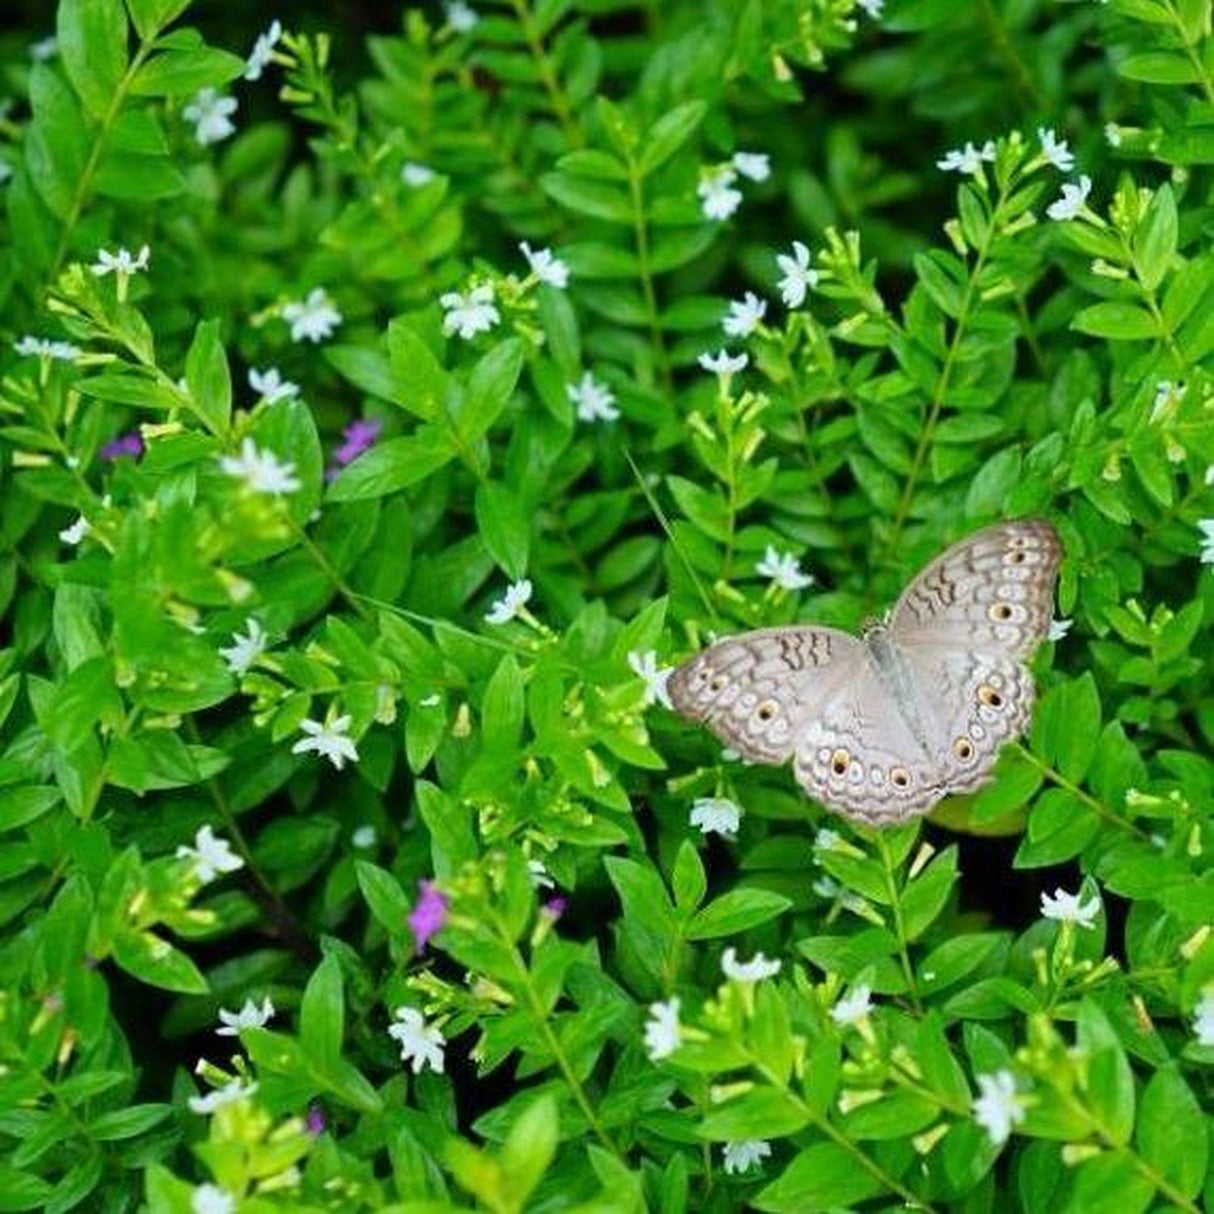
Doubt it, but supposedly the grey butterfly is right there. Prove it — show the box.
[668,520,1063,826]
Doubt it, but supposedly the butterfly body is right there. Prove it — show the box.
[668,520,1062,827]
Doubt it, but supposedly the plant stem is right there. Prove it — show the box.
[625,161,672,390]
[508,0,583,146]
[875,833,923,1014]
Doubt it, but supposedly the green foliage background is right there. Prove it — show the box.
[0,0,1211,1211]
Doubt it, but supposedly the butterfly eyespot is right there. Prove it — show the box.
[755,699,778,722]
[891,767,911,788]
[988,602,1014,622]
[830,748,850,775]
[709,675,727,692]
[953,737,975,761]
[1006,551,1027,564]
[978,684,1003,708]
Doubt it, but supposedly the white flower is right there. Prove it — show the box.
[732,151,770,182]
[388,1006,446,1073]
[485,578,533,625]
[216,997,275,1037]
[29,37,58,61]
[1200,520,1214,565]
[1150,379,1186,423]
[830,984,873,1026]
[446,1,479,31]
[58,515,91,545]
[813,875,841,898]
[1040,886,1100,929]
[520,241,570,289]
[698,165,742,221]
[419,693,442,708]
[972,1070,1026,1146]
[776,241,818,308]
[1193,987,1214,1045]
[90,245,150,277]
[292,716,359,770]
[690,797,742,837]
[721,948,781,983]
[643,997,682,1060]
[352,825,377,849]
[187,1077,258,1115]
[627,650,673,709]
[722,1139,772,1174]
[567,371,619,422]
[176,825,245,884]
[283,287,342,343]
[723,292,767,337]
[183,89,237,146]
[1037,127,1075,172]
[219,618,267,674]
[402,161,436,187]
[191,1184,235,1214]
[756,545,813,591]
[440,284,500,340]
[15,336,81,361]
[856,0,884,16]
[1206,466,1214,486]
[813,828,842,854]
[527,858,555,889]
[244,19,282,81]
[936,140,996,174]
[1047,617,1072,643]
[248,366,299,403]
[698,350,748,376]
[219,437,301,496]
[1105,122,1122,148]
[1046,175,1092,222]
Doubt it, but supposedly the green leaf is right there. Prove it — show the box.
[499,1095,559,1205]
[671,840,706,913]
[459,338,524,446]
[76,371,181,411]
[475,481,530,580]
[386,318,451,421]
[184,318,231,436]
[300,953,345,1073]
[1076,1000,1134,1146]
[901,846,958,939]
[1132,184,1177,291]
[482,655,525,753]
[753,1142,885,1213]
[1071,302,1158,340]
[112,931,209,994]
[124,0,190,39]
[326,428,455,501]
[699,1086,809,1140]
[1033,674,1101,783]
[638,101,706,175]
[129,46,246,96]
[57,0,128,119]
[0,786,61,832]
[356,860,410,940]
[1136,1065,1207,1198]
[1068,1153,1155,1214]
[1117,51,1201,84]
[88,1103,172,1141]
[684,887,791,940]
[540,171,633,223]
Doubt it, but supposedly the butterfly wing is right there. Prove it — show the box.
[667,626,863,764]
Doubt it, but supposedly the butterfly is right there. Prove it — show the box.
[668,520,1063,826]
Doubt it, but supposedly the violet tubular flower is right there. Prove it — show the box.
[101,432,144,461]
[326,417,382,481]
[407,880,448,953]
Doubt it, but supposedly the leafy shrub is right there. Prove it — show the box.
[0,0,1211,1211]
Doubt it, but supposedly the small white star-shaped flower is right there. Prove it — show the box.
[218,618,267,674]
[1192,986,1214,1045]
[1039,886,1101,929]
[90,245,150,277]
[1200,520,1214,565]
[283,287,342,343]
[352,824,377,849]
[527,858,555,889]
[698,350,748,376]
[1046,175,1092,222]
[248,366,299,403]
[1037,126,1075,172]
[445,1,479,31]
[1047,617,1072,643]
[191,1184,236,1214]
[723,291,767,337]
[485,578,533,625]
[722,1139,772,1174]
[644,997,682,1060]
[187,1076,258,1115]
[972,1070,1026,1146]
[756,545,813,591]
[388,1006,446,1073]
[731,151,770,182]
[440,284,500,340]
[1150,379,1186,423]
[1105,122,1122,148]
[776,241,818,308]
[690,797,742,837]
[567,371,619,422]
[183,89,237,145]
[830,983,873,1026]
[520,241,570,289]
[216,996,275,1037]
[856,0,884,16]
[936,140,996,174]
[813,827,842,854]
[29,36,58,61]
[292,716,360,770]
[244,19,282,81]
[58,515,91,545]
[721,947,781,983]
[15,336,82,361]
[402,161,436,187]
[627,650,673,709]
[219,437,301,496]
[698,165,742,221]
[176,825,244,884]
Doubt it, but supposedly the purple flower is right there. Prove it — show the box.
[543,895,568,919]
[326,417,382,481]
[306,1103,326,1135]
[407,880,448,953]
[100,431,144,460]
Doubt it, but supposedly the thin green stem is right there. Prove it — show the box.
[625,162,672,390]
[1161,0,1214,105]
[508,0,582,146]
[975,0,1045,112]
[284,513,373,623]
[874,833,923,1015]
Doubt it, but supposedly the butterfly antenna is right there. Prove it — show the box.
[623,448,720,625]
